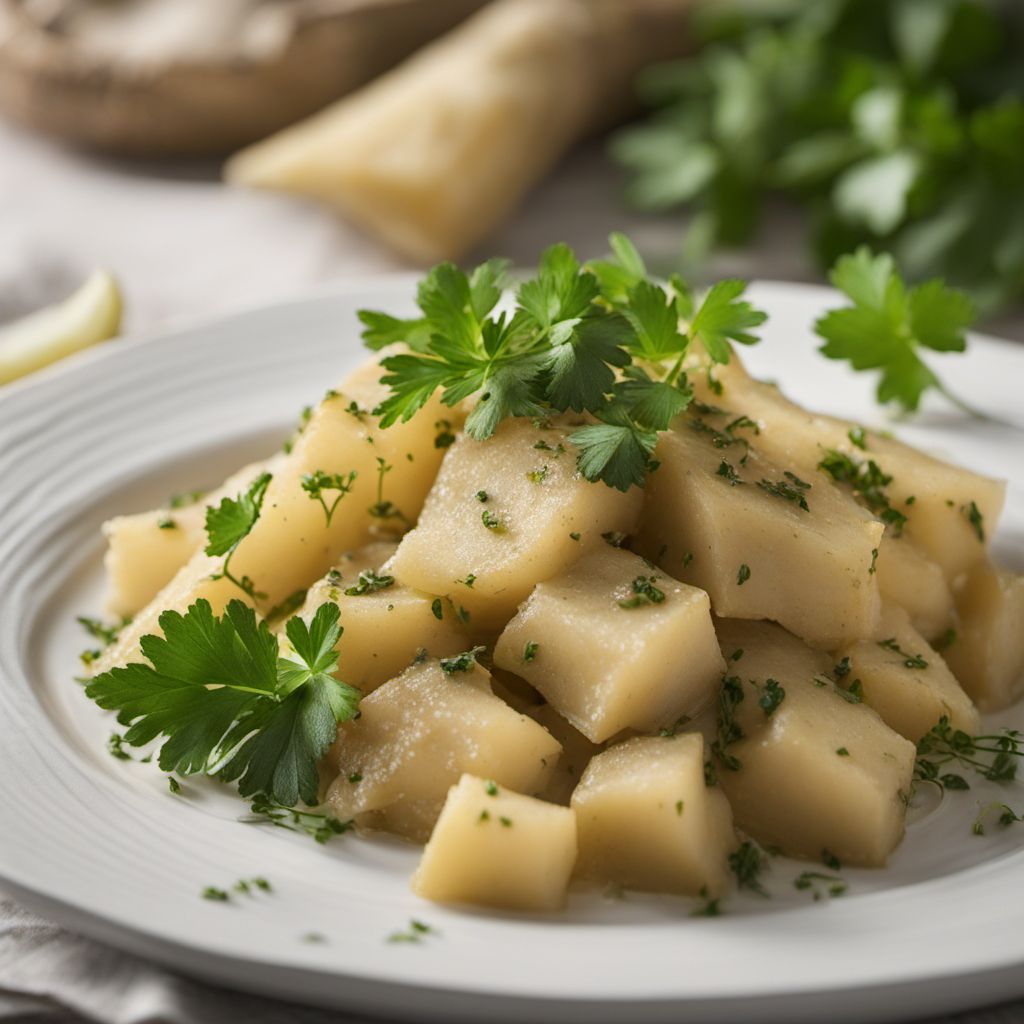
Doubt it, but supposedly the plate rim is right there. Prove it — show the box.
[2,276,1024,1023]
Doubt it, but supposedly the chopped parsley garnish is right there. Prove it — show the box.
[569,531,581,541]
[527,465,550,483]
[736,563,751,586]
[933,628,957,651]
[817,450,906,535]
[716,459,743,486]
[836,747,850,757]
[836,679,865,704]
[758,679,785,716]
[301,469,357,526]
[475,490,489,502]
[962,500,985,542]
[711,675,744,771]
[794,871,847,901]
[456,573,477,588]
[157,516,177,530]
[821,849,842,871]
[848,427,867,450]
[833,657,851,680]
[387,919,436,944]
[241,797,353,843]
[440,646,486,675]
[77,615,126,648]
[728,841,769,896]
[434,419,456,448]
[344,570,395,596]
[169,489,205,509]
[602,531,627,548]
[361,234,765,491]
[878,637,928,669]
[202,886,230,902]
[481,509,503,531]
[757,472,810,512]
[523,641,539,663]
[690,886,722,917]
[430,598,443,620]
[485,780,499,796]
[868,548,879,575]
[205,471,272,600]
[618,575,666,609]
[85,600,360,807]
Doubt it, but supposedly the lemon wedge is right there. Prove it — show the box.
[0,270,123,385]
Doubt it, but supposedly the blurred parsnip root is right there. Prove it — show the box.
[225,0,695,263]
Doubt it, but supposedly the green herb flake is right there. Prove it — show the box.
[737,563,751,586]
[440,646,486,675]
[523,641,539,663]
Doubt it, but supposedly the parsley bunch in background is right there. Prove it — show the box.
[614,0,1024,312]
[359,234,766,490]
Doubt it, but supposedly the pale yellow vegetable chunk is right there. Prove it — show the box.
[944,562,1024,711]
[874,533,954,641]
[388,418,642,631]
[705,362,1005,581]
[413,774,577,912]
[326,658,561,841]
[636,413,883,649]
[102,458,277,618]
[0,269,121,384]
[95,360,450,671]
[494,545,723,742]
[571,734,736,897]
[837,607,978,742]
[295,542,468,692]
[715,619,915,866]
[527,703,604,806]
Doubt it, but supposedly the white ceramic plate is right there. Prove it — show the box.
[1,278,1023,1024]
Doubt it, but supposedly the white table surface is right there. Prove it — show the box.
[2,116,1023,1024]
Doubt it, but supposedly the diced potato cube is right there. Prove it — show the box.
[636,413,883,649]
[704,362,1005,581]
[387,417,642,630]
[102,457,277,618]
[837,607,979,741]
[571,734,736,897]
[327,658,561,841]
[296,542,468,692]
[413,775,577,912]
[944,562,1024,711]
[96,359,451,670]
[874,534,954,641]
[715,619,915,866]
[494,546,724,742]
[527,703,604,805]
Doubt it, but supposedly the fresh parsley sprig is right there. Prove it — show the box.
[85,600,360,807]
[205,472,272,600]
[915,715,1024,793]
[359,233,766,491]
[815,248,978,416]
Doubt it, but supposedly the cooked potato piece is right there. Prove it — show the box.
[837,607,979,741]
[527,703,604,805]
[95,360,451,671]
[327,658,561,841]
[295,542,468,692]
[715,619,915,866]
[705,362,1005,581]
[494,546,724,742]
[874,534,954,641]
[571,734,735,897]
[636,413,883,649]
[386,417,642,631]
[413,774,577,911]
[944,562,1024,711]
[102,458,277,618]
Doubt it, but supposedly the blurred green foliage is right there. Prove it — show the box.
[613,0,1024,311]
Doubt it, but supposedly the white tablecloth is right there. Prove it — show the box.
[2,117,1023,1024]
